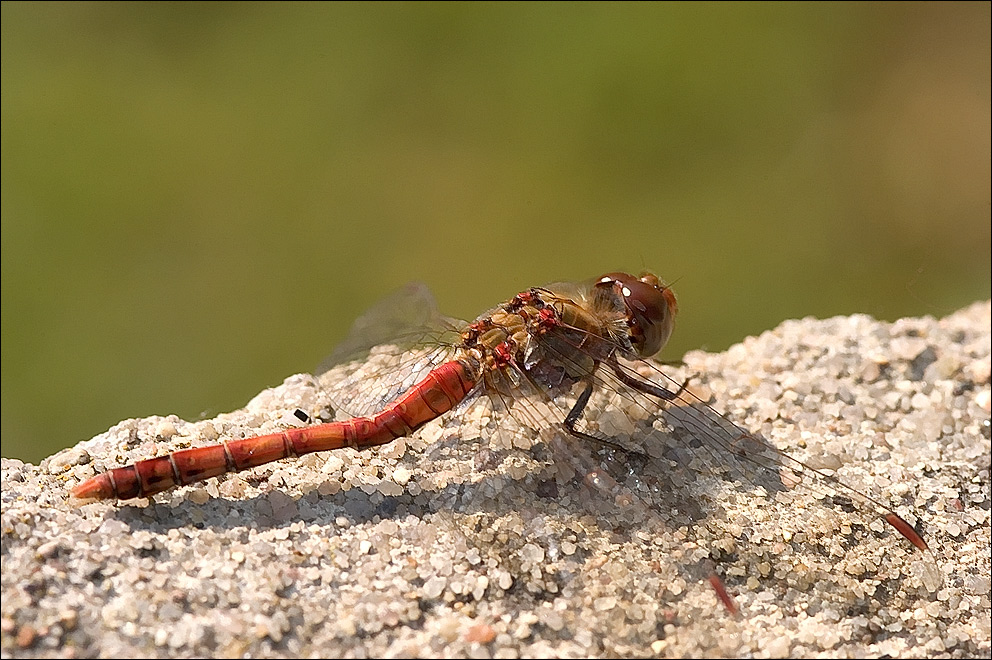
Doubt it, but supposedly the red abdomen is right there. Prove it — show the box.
[71,360,476,501]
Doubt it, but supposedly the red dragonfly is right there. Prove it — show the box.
[71,271,928,567]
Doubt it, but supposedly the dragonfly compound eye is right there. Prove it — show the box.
[597,271,677,357]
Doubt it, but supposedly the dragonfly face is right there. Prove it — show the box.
[596,271,677,358]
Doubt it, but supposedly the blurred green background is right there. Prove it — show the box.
[3,3,989,465]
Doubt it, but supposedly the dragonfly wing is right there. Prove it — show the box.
[318,282,465,372]
[315,282,466,419]
[586,354,931,553]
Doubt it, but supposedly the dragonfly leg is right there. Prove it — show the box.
[609,361,689,402]
[563,381,594,430]
[562,381,638,454]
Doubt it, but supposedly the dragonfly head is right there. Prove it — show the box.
[596,271,678,357]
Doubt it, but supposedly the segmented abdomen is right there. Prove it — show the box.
[71,360,477,500]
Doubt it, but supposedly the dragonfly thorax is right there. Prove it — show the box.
[456,286,630,395]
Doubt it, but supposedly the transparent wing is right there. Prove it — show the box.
[504,313,931,558]
[315,282,466,419]
[318,282,464,370]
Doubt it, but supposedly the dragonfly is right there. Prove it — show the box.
[71,272,929,594]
